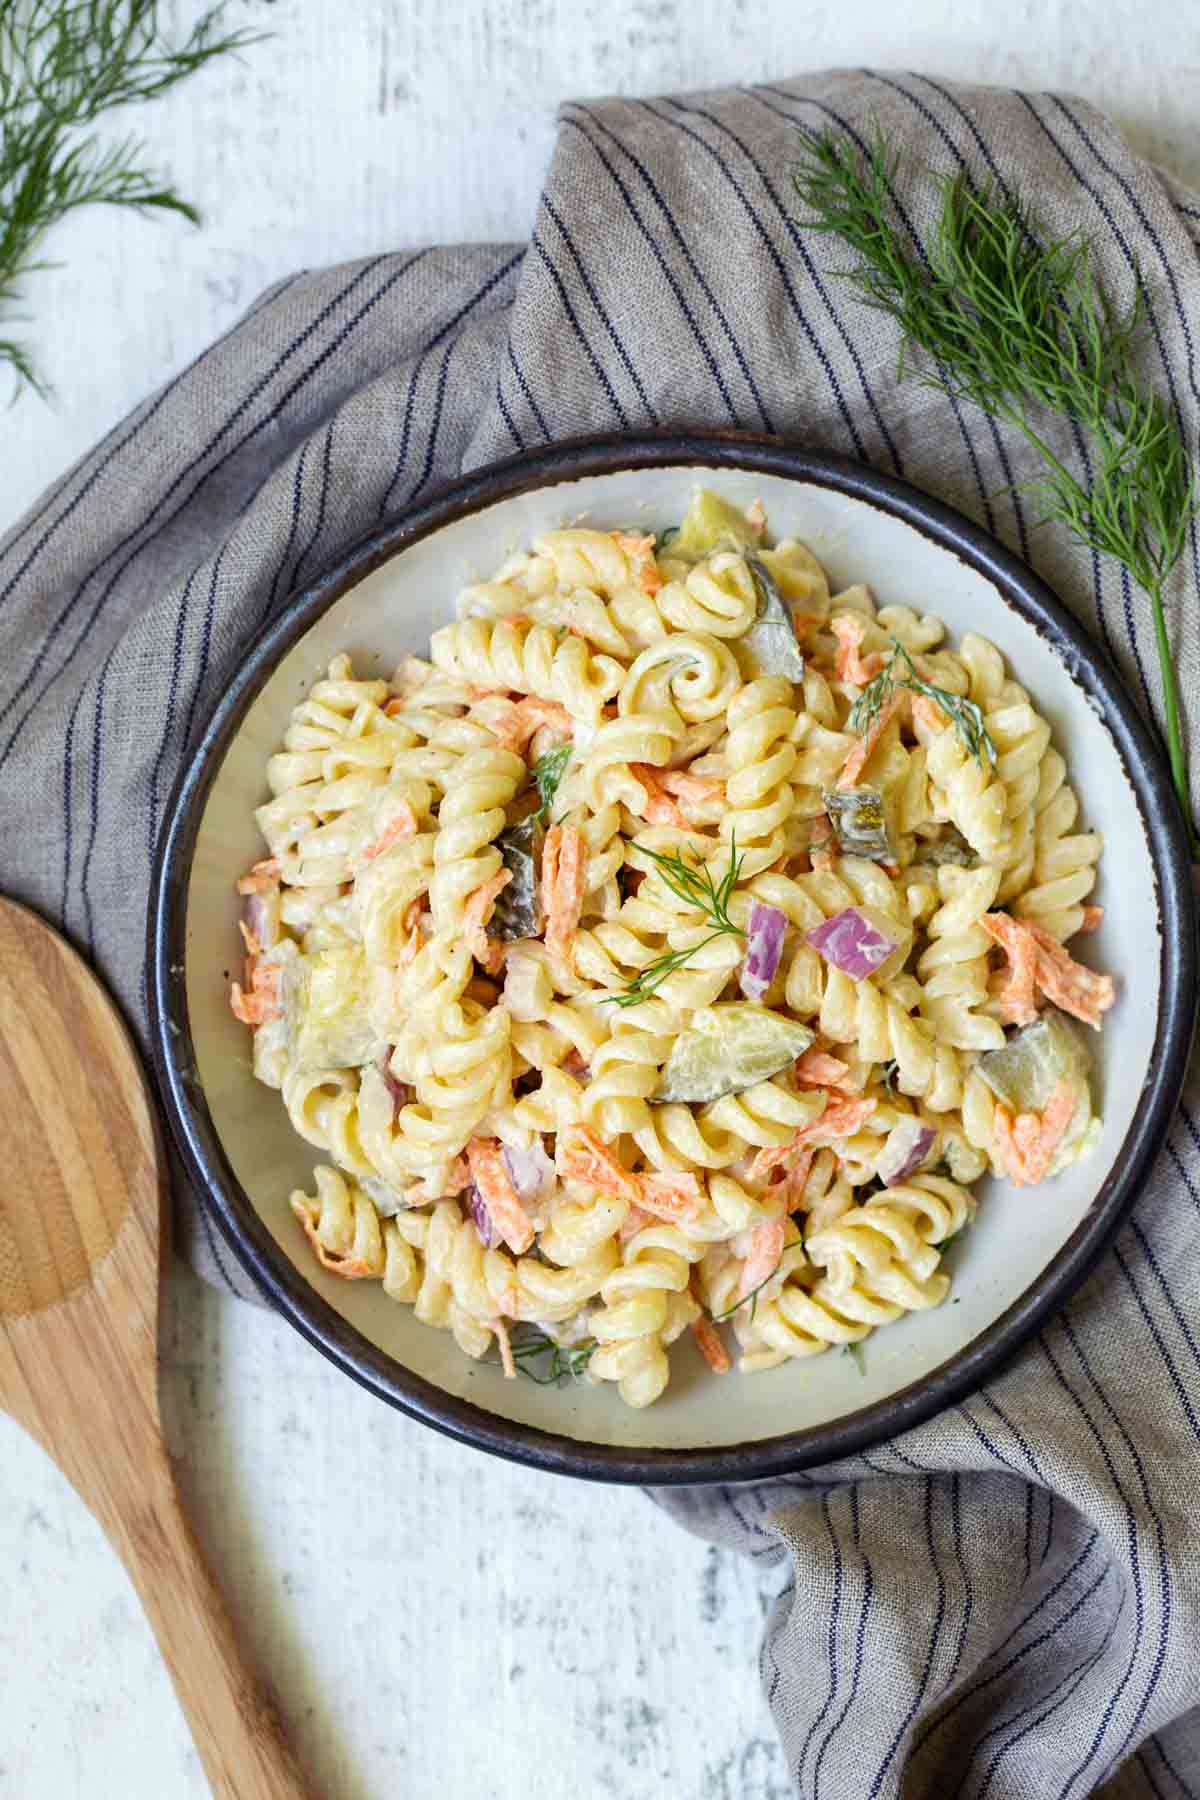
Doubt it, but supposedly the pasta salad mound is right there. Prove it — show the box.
[230,488,1116,1408]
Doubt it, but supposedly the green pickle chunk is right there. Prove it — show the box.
[654,1003,814,1104]
[976,1008,1092,1113]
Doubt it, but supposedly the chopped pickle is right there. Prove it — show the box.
[289,945,379,1070]
[668,487,760,560]
[492,815,544,942]
[654,1003,814,1104]
[976,1009,1092,1112]
[914,827,977,868]
[739,556,806,682]
[823,786,892,860]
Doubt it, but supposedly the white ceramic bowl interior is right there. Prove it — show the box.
[182,463,1158,1453]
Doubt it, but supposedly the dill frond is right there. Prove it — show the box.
[793,125,1197,850]
[1,2,264,398]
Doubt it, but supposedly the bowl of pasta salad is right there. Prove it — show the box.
[148,435,1195,1483]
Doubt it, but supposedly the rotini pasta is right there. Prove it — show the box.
[231,487,1114,1407]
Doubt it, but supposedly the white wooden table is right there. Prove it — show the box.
[2,3,1195,1794]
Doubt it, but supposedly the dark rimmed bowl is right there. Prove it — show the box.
[148,433,1196,1484]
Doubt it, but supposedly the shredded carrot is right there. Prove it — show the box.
[238,917,262,957]
[1080,905,1104,933]
[777,1149,816,1213]
[794,1048,853,1092]
[739,1218,785,1300]
[993,1077,1077,1186]
[750,1097,877,1182]
[229,959,281,1026]
[984,912,1115,1030]
[462,869,512,973]
[542,824,586,964]
[628,763,691,830]
[363,799,419,861]
[836,691,903,790]
[405,1156,470,1206]
[491,1317,517,1380]
[830,614,885,687]
[465,1138,534,1254]
[636,1169,703,1222]
[611,530,662,594]
[691,1313,732,1374]
[291,1200,376,1279]
[396,898,423,971]
[487,695,573,754]
[556,1127,640,1200]
[744,497,768,538]
[982,912,1040,1026]
[235,857,281,895]
[657,768,725,816]
[910,692,950,735]
[809,813,837,872]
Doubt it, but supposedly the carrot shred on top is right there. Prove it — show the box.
[229,959,281,1027]
[750,1097,876,1182]
[794,1047,853,1092]
[462,869,512,973]
[235,857,281,895]
[910,692,950,735]
[738,1218,785,1300]
[465,1137,534,1254]
[830,614,885,688]
[557,1127,640,1200]
[491,1316,517,1380]
[542,824,586,964]
[488,695,573,754]
[628,763,691,831]
[1080,905,1104,933]
[993,1076,1077,1186]
[982,912,1039,1026]
[837,691,903,790]
[363,799,419,861]
[691,1314,732,1374]
[983,912,1115,1030]
[611,531,662,594]
[636,1170,703,1222]
[808,813,837,872]
[290,1197,376,1279]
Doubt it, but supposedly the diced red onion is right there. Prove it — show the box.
[878,1119,938,1187]
[241,887,280,950]
[377,1051,414,1119]
[807,907,901,980]
[740,901,788,1000]
[466,1183,498,1248]
[501,1139,556,1201]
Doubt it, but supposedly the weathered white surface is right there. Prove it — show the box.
[7,0,1200,525]
[0,3,1192,1795]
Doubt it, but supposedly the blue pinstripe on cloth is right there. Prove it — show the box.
[2,72,1198,1798]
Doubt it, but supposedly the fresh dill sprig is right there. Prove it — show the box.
[508,1326,596,1386]
[602,836,745,1009]
[1,2,264,398]
[708,1260,780,1324]
[849,638,997,769]
[531,743,571,820]
[792,125,1197,851]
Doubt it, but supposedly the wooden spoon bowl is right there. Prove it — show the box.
[0,898,311,1798]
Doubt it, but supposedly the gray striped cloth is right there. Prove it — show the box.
[4,71,1198,1799]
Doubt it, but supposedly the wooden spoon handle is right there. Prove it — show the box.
[109,1451,315,1800]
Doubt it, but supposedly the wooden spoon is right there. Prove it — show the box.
[0,898,313,1799]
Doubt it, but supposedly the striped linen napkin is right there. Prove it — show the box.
[3,72,1198,1798]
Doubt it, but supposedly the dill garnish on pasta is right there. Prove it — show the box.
[229,488,1116,1409]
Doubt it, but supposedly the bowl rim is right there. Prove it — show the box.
[147,430,1197,1486]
